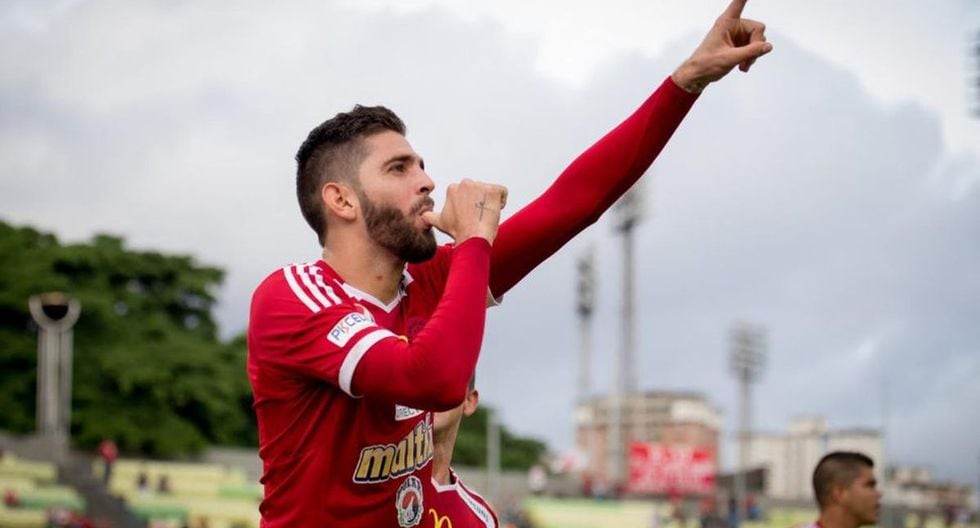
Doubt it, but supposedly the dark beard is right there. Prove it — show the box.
[361,193,437,263]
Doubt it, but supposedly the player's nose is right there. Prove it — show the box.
[418,169,435,195]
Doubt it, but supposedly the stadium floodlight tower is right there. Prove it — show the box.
[728,321,767,526]
[609,184,643,487]
[973,29,980,117]
[577,249,596,402]
[576,248,596,475]
[29,292,81,459]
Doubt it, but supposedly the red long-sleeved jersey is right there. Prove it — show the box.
[424,469,499,528]
[247,77,698,527]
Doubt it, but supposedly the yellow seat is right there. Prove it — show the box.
[0,505,48,528]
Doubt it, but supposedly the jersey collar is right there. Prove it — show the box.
[324,262,414,313]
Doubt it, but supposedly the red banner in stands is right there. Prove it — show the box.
[628,443,716,494]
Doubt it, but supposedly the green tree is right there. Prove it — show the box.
[0,220,546,462]
[452,406,548,470]
[0,221,256,457]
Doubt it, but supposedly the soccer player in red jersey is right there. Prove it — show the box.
[426,377,498,528]
[247,1,771,525]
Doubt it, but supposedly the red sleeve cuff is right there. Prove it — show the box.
[664,75,703,103]
[453,236,492,255]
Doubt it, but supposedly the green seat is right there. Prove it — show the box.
[128,496,189,523]
[16,486,84,511]
[217,483,262,501]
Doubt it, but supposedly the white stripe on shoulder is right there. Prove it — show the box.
[296,264,335,309]
[309,265,343,304]
[282,265,321,313]
[338,328,397,397]
[455,480,497,528]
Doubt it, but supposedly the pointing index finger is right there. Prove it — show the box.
[720,0,748,20]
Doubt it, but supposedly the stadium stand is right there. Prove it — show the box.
[94,458,261,528]
[0,452,82,528]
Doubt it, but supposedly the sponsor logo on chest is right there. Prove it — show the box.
[353,418,433,484]
[395,404,425,421]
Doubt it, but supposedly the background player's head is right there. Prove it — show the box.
[433,374,479,444]
[812,451,881,527]
[296,106,438,262]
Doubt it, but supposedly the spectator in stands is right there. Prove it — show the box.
[746,493,761,520]
[699,497,725,528]
[528,464,547,496]
[157,474,172,494]
[3,488,20,507]
[136,469,149,496]
[46,507,89,528]
[807,451,882,528]
[592,475,611,500]
[942,504,957,528]
[97,438,117,485]
[672,492,689,528]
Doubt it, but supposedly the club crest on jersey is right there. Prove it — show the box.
[396,476,424,527]
[353,419,433,484]
[326,310,374,347]
[395,404,424,421]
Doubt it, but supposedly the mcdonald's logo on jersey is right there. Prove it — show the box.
[428,508,453,528]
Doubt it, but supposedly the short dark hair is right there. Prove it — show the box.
[812,451,874,508]
[295,105,406,246]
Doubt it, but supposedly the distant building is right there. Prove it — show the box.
[745,416,884,502]
[575,390,721,487]
[887,465,977,511]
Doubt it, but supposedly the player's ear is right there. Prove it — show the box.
[830,483,846,505]
[462,389,479,417]
[323,182,357,221]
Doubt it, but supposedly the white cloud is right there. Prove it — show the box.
[348,0,980,161]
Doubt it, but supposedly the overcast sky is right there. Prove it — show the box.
[2,1,978,484]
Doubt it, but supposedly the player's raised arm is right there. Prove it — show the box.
[488,0,771,298]
[672,0,772,93]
